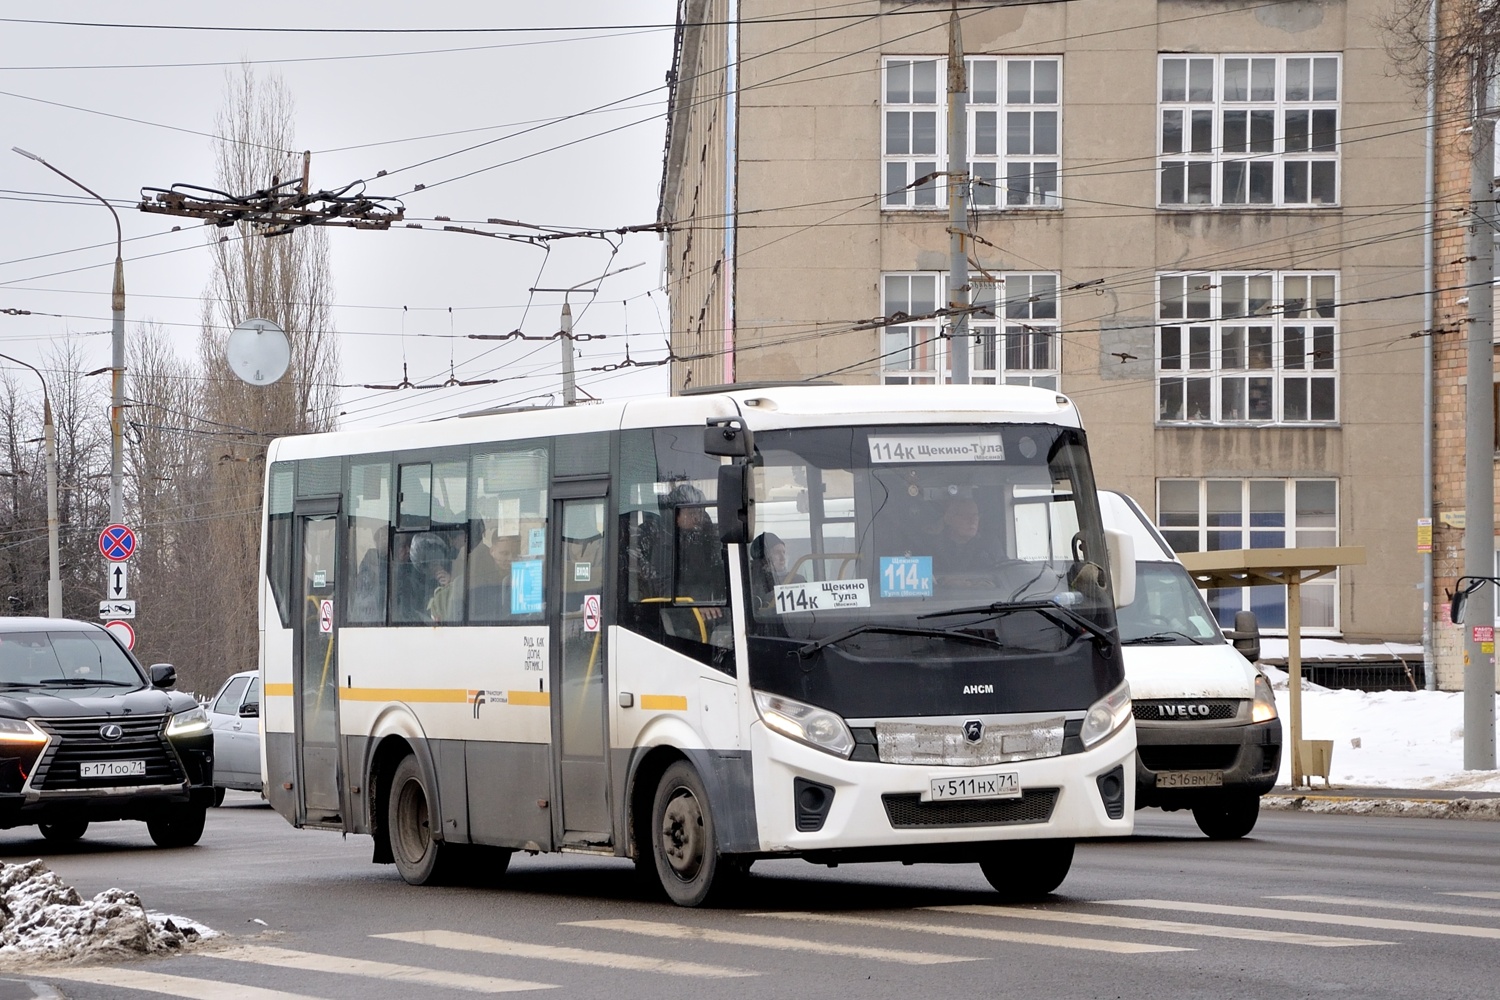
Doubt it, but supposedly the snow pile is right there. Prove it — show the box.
[1261,664,1500,794]
[0,860,214,963]
[1264,793,1500,821]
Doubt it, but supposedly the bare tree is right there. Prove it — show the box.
[1383,1,1498,96]
[189,65,341,691]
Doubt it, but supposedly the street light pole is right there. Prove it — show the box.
[0,353,61,618]
[13,147,125,525]
[531,262,644,407]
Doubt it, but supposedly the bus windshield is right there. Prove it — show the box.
[745,423,1115,649]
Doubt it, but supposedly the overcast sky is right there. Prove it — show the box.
[0,2,676,429]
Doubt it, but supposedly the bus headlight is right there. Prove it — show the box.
[1251,673,1278,723]
[165,707,211,738]
[1079,681,1131,749]
[753,691,854,758]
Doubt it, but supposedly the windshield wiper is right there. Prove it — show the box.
[38,678,136,687]
[797,623,1004,659]
[1124,631,1205,646]
[918,599,1114,649]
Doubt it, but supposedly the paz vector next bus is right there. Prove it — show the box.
[258,385,1137,905]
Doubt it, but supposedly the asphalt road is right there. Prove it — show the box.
[2,794,1498,999]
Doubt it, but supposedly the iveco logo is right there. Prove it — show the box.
[962,720,984,744]
[99,724,124,741]
[1159,703,1211,718]
[962,684,994,695]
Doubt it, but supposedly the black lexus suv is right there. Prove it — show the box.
[0,617,214,846]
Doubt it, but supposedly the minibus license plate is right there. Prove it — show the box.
[80,760,146,778]
[1156,770,1223,788]
[924,772,1020,802]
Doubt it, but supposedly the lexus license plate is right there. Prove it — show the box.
[80,760,146,778]
[1156,770,1223,788]
[924,771,1021,802]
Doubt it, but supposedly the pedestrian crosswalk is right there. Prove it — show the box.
[25,889,1500,998]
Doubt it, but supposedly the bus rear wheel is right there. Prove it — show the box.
[389,756,458,885]
[651,760,735,907]
[979,839,1074,899]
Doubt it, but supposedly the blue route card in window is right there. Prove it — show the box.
[511,559,544,615]
[880,556,933,598]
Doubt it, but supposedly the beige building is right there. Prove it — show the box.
[661,1,1431,672]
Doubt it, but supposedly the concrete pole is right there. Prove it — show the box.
[1462,109,1496,771]
[44,397,61,619]
[946,4,970,385]
[560,301,577,406]
[1288,577,1304,787]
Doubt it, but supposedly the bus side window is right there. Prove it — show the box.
[617,428,735,673]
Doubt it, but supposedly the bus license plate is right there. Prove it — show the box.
[1156,770,1223,788]
[924,772,1021,802]
[80,760,146,778]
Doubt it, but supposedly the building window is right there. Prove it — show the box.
[884,56,1061,210]
[1159,54,1339,208]
[881,272,1060,386]
[1157,478,1339,633]
[1157,271,1337,424]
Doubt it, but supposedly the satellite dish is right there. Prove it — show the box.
[226,318,291,386]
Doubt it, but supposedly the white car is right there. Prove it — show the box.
[205,671,262,802]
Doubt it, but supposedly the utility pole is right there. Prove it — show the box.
[560,301,577,406]
[1462,76,1497,771]
[946,2,970,385]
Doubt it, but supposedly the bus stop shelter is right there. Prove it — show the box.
[1177,546,1367,788]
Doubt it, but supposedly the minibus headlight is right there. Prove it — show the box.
[1079,681,1131,749]
[165,707,211,738]
[1251,673,1278,723]
[753,691,855,758]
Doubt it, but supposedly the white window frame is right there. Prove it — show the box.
[1156,478,1340,635]
[1156,271,1339,426]
[1158,53,1341,208]
[880,272,1060,387]
[883,55,1062,211]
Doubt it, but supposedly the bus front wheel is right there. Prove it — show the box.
[979,838,1074,899]
[651,760,734,907]
[389,755,457,885]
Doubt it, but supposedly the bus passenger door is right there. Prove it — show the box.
[551,491,612,847]
[294,507,343,828]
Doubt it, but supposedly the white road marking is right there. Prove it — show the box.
[1442,891,1500,900]
[567,917,980,964]
[40,968,320,1000]
[747,911,1188,955]
[375,929,756,978]
[929,904,1388,947]
[201,943,554,992]
[1270,895,1500,919]
[1104,899,1500,940]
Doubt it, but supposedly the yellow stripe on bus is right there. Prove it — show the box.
[506,690,551,707]
[264,683,294,697]
[339,688,471,703]
[640,695,688,712]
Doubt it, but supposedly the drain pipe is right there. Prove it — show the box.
[1421,0,1437,690]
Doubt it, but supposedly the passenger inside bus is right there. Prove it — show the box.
[930,494,1003,577]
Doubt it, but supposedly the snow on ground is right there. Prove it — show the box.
[0,859,214,965]
[1261,665,1500,793]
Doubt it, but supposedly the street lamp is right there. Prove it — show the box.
[12,147,125,526]
[0,354,61,618]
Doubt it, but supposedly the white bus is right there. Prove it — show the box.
[258,385,1137,905]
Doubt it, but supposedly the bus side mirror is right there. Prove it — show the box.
[1451,589,1469,625]
[717,464,749,545]
[705,418,753,457]
[1226,610,1261,662]
[1103,528,1135,608]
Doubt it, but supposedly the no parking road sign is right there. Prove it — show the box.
[98,524,137,562]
